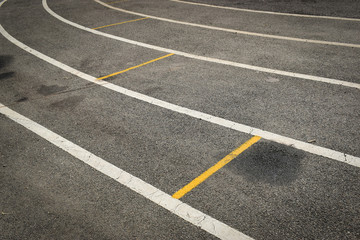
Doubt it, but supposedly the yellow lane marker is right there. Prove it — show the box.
[97,53,174,80]
[172,136,261,199]
[92,17,149,30]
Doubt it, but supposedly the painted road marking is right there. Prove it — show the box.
[1,24,359,168]
[94,0,360,48]
[0,0,7,7]
[173,136,261,199]
[42,0,360,90]
[92,17,149,30]
[171,0,360,22]
[0,104,252,240]
[97,53,174,80]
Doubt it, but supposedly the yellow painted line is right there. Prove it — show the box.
[97,53,174,80]
[172,136,261,199]
[92,17,149,30]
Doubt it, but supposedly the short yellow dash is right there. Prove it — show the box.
[92,17,149,30]
[172,136,261,199]
[97,53,174,80]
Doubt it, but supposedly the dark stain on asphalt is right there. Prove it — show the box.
[16,97,28,102]
[0,55,15,81]
[37,85,68,96]
[228,141,304,185]
[0,72,15,80]
[0,55,13,68]
[49,95,85,110]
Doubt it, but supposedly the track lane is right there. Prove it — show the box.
[43,0,360,89]
[1,20,359,165]
[1,0,359,159]
[180,0,360,19]
[170,0,360,22]
[1,0,360,239]
[0,116,220,240]
[95,0,360,47]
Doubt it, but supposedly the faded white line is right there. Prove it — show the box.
[43,0,360,90]
[94,0,360,48]
[0,104,252,240]
[1,24,359,168]
[171,0,360,22]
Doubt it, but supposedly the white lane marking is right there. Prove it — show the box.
[1,24,359,169]
[0,0,7,7]
[171,0,360,22]
[42,0,360,90]
[94,0,360,48]
[0,104,252,240]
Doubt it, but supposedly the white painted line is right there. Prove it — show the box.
[0,104,252,240]
[94,0,360,48]
[171,0,360,22]
[0,0,7,7]
[42,0,360,90]
[1,24,359,168]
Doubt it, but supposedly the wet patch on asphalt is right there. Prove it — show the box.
[228,140,305,185]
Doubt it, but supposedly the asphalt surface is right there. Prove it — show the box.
[1,0,359,239]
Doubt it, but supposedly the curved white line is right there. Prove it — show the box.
[42,0,360,90]
[171,0,360,22]
[94,0,360,48]
[0,0,7,7]
[1,24,359,168]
